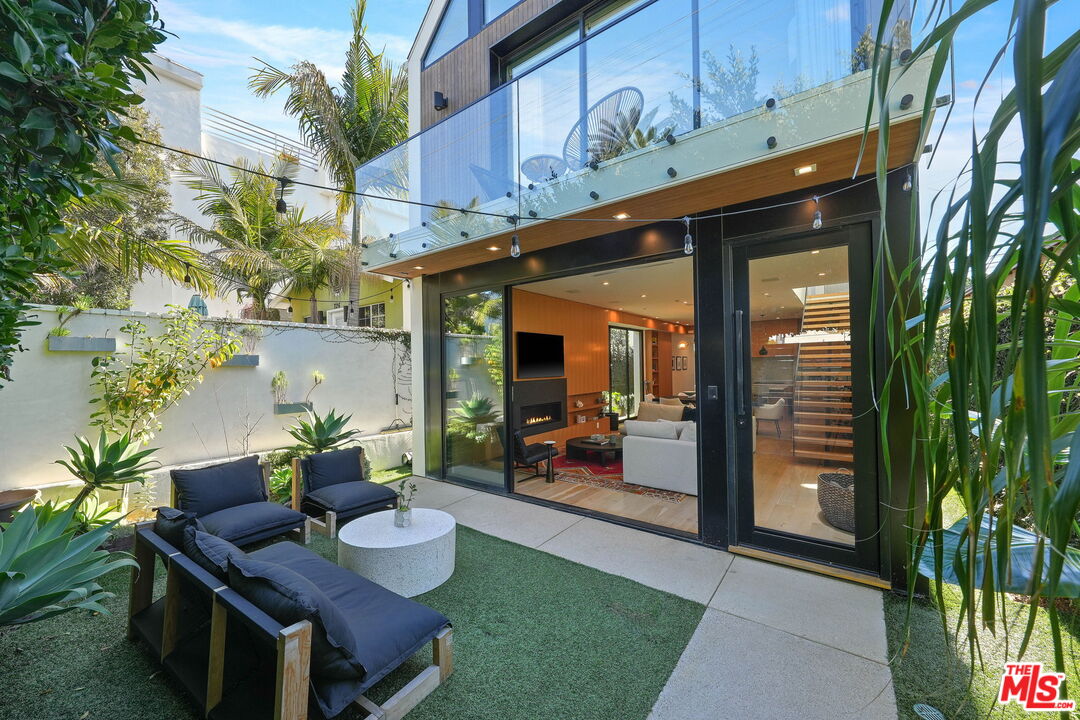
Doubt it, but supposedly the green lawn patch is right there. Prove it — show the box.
[886,577,1080,718]
[0,525,703,720]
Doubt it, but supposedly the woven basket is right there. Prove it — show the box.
[817,471,855,532]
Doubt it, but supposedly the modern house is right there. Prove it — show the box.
[360,0,937,588]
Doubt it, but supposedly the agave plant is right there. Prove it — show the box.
[286,409,361,454]
[448,395,501,443]
[54,431,159,511]
[0,504,136,627]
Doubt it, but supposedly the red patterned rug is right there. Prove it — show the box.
[552,456,686,503]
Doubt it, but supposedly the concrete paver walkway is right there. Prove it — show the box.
[410,477,897,720]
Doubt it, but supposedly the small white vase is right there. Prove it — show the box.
[394,507,412,527]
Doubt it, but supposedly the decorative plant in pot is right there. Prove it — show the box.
[286,408,361,453]
[394,477,418,527]
[447,394,501,466]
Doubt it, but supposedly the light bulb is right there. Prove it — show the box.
[510,234,521,258]
[812,210,822,230]
[682,216,693,255]
[902,171,913,192]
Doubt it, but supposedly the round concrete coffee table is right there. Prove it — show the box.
[337,509,456,597]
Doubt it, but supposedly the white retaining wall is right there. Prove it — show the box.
[0,306,413,497]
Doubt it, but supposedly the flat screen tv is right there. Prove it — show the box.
[516,331,564,378]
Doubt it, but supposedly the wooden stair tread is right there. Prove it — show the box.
[794,423,853,433]
[798,370,852,376]
[795,436,855,447]
[794,449,854,462]
[795,411,853,420]
[795,401,853,409]
[797,381,853,387]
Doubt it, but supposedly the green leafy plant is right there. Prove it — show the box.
[286,409,361,453]
[271,370,289,405]
[35,495,122,536]
[864,0,1080,702]
[447,394,501,443]
[395,477,418,511]
[88,306,240,443]
[268,466,293,505]
[0,0,166,388]
[46,297,91,338]
[0,504,136,627]
[55,430,159,511]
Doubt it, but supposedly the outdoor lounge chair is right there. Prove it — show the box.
[129,518,453,720]
[170,455,310,546]
[291,446,397,539]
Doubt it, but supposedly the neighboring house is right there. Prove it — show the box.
[359,0,935,589]
[272,273,407,328]
[130,54,407,327]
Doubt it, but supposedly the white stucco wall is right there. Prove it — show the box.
[1,306,413,497]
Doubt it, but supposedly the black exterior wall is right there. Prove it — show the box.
[420,165,922,588]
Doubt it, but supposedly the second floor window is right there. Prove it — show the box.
[356,303,387,328]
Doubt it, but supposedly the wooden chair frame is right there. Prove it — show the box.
[128,524,453,720]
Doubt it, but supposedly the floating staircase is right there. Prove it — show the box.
[792,292,853,464]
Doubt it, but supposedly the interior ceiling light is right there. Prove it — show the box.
[602,281,609,286]
[793,163,817,176]
[818,272,827,276]
[412,265,424,270]
[487,246,500,251]
[810,250,820,254]
[613,212,631,220]
[640,294,647,298]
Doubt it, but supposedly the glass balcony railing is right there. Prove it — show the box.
[358,0,921,268]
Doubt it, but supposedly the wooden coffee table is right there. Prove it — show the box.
[566,435,624,466]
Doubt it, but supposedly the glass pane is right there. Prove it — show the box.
[485,0,519,23]
[424,0,469,67]
[506,26,578,80]
[515,48,582,183]
[584,0,649,34]
[748,245,853,544]
[444,290,506,487]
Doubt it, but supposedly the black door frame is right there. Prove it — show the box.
[726,225,880,572]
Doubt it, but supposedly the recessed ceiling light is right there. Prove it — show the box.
[682,301,689,305]
[793,163,817,176]
[640,294,647,298]
[763,292,770,296]
[618,307,623,310]
[818,272,826,276]
[810,250,820,254]
[613,212,631,220]
[602,281,609,286]
[487,246,500,251]
[412,265,424,270]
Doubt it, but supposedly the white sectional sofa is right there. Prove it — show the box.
[622,418,698,496]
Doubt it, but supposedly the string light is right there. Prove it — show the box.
[812,196,823,230]
[183,262,191,284]
[902,171,913,192]
[510,234,521,258]
[276,177,290,214]
[682,217,694,255]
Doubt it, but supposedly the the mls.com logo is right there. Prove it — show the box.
[998,662,1076,712]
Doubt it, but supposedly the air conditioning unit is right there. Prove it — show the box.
[326,307,346,326]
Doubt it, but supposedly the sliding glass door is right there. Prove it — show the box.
[609,326,643,419]
[442,289,506,488]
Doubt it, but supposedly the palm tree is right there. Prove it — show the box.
[249,0,408,322]
[284,230,352,323]
[173,155,342,319]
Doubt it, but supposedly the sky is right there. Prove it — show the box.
[153,0,1077,233]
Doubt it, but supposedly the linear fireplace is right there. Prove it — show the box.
[512,378,567,437]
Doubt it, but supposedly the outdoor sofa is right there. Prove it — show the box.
[170,455,310,546]
[128,509,453,719]
[291,446,397,539]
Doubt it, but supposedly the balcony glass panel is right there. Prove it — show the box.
[361,0,918,268]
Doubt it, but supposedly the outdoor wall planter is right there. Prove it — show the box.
[274,401,313,415]
[222,354,260,367]
[48,336,116,353]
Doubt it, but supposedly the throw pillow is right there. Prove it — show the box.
[624,419,679,439]
[182,526,245,580]
[170,455,267,517]
[154,506,203,549]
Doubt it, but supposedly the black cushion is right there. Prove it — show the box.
[182,526,245,580]
[252,542,450,690]
[199,502,307,545]
[228,553,365,718]
[681,406,697,422]
[154,506,203,549]
[520,443,557,466]
[304,481,396,515]
[170,456,267,517]
[300,447,364,493]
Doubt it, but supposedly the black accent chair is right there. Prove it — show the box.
[129,515,453,719]
[170,455,309,546]
[513,431,559,479]
[291,446,398,539]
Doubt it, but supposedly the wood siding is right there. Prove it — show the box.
[420,0,559,130]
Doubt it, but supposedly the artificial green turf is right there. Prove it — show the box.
[0,525,704,720]
[369,464,413,486]
[886,577,1080,716]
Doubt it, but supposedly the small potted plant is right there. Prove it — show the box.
[394,477,418,527]
[47,298,116,353]
[446,368,460,399]
[222,324,262,366]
